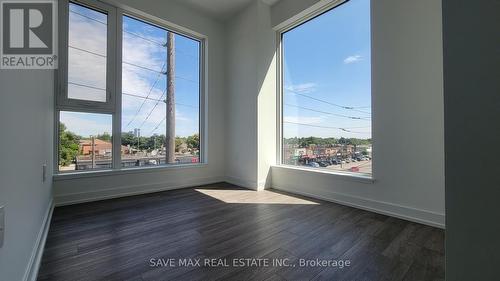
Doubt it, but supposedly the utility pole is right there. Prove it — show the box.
[91,136,95,169]
[166,32,176,164]
[133,128,141,153]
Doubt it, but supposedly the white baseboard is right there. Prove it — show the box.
[54,176,225,206]
[272,185,445,229]
[225,176,259,190]
[23,199,54,281]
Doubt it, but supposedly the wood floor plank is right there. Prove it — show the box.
[38,183,444,281]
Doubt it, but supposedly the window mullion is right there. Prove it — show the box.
[112,8,122,169]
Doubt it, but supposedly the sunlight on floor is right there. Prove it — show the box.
[194,189,320,205]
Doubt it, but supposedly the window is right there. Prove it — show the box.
[280,0,372,175]
[59,111,112,171]
[67,2,108,102]
[56,0,203,173]
[120,16,200,168]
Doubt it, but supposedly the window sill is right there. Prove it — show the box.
[53,163,208,181]
[272,164,375,184]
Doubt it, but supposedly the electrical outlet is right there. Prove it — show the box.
[0,205,4,248]
[42,163,47,182]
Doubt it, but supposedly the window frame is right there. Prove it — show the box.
[55,0,207,175]
[57,0,117,112]
[276,0,374,179]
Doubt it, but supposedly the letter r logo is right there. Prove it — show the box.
[2,2,53,54]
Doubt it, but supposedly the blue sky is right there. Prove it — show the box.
[283,0,371,139]
[62,3,199,138]
[61,0,371,140]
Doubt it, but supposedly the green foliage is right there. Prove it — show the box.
[96,132,111,142]
[175,137,186,152]
[186,134,199,150]
[121,133,198,153]
[59,122,81,166]
[284,136,371,148]
[147,135,165,151]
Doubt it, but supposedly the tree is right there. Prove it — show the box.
[284,136,371,148]
[146,135,165,151]
[59,123,80,166]
[121,132,136,147]
[175,137,185,152]
[97,132,111,142]
[186,134,199,150]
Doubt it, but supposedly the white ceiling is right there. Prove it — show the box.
[173,0,280,21]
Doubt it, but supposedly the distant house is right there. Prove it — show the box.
[80,139,129,156]
[80,139,112,156]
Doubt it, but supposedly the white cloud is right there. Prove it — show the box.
[67,11,199,137]
[285,82,317,94]
[343,55,362,64]
[60,112,112,137]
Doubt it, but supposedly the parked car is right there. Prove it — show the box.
[307,162,320,168]
[331,159,340,165]
[318,161,329,167]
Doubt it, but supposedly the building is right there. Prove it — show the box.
[79,139,113,156]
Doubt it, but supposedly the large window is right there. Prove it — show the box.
[280,0,372,175]
[57,0,203,173]
[120,16,200,168]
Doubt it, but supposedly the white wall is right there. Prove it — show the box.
[270,0,445,227]
[0,70,54,281]
[257,1,278,190]
[53,0,227,205]
[225,1,277,190]
[225,2,259,188]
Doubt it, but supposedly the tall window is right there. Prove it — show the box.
[281,0,372,175]
[57,0,203,172]
[120,16,200,168]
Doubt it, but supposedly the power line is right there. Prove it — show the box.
[68,81,105,91]
[69,9,199,59]
[65,83,197,108]
[69,45,161,73]
[283,121,370,134]
[69,45,105,58]
[69,9,107,25]
[284,103,370,120]
[123,60,166,74]
[122,92,196,108]
[70,9,163,46]
[139,89,167,129]
[125,30,165,47]
[68,45,197,82]
[150,116,166,134]
[286,90,371,114]
[125,62,166,128]
[122,92,161,102]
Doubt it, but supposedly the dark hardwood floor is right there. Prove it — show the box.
[38,183,444,281]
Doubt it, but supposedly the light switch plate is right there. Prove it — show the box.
[0,205,4,248]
